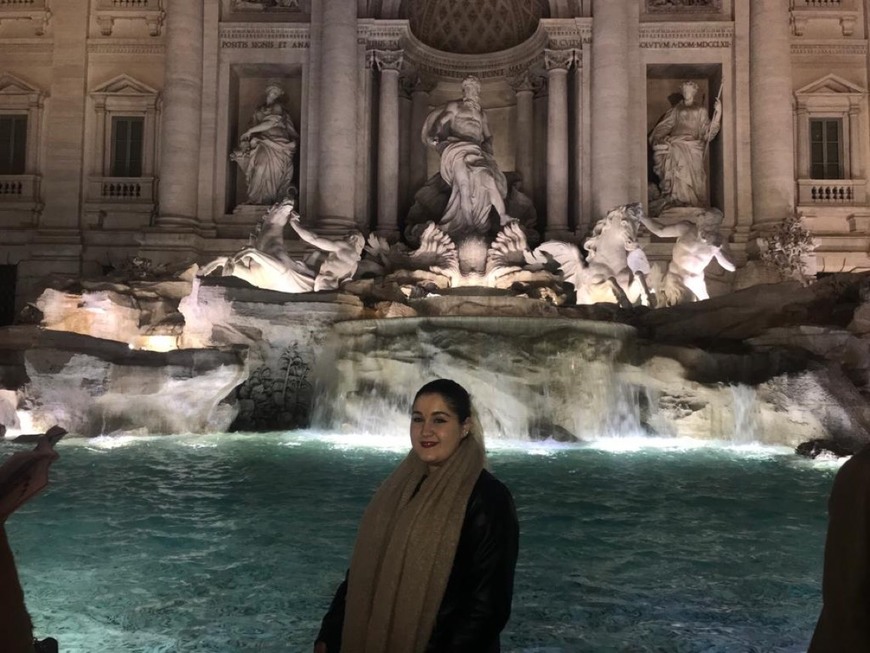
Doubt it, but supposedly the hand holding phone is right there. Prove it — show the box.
[0,429,63,522]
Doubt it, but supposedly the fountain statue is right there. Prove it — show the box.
[532,204,653,308]
[637,207,735,305]
[199,197,365,293]
[230,83,299,206]
[648,80,722,216]
[421,75,512,241]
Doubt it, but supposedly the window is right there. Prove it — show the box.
[110,116,144,177]
[0,114,27,175]
[810,118,842,180]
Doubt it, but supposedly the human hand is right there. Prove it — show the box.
[0,438,59,522]
[713,98,722,117]
[313,642,327,653]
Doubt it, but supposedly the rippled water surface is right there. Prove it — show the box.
[4,433,835,652]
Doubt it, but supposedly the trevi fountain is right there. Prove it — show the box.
[2,1,870,651]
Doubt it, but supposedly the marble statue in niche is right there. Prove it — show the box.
[231,84,298,206]
[420,75,513,244]
[648,80,722,215]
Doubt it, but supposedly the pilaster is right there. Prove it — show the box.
[374,49,403,238]
[156,0,204,230]
[544,49,573,239]
[749,0,795,231]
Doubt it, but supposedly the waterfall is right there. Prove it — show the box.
[730,383,759,442]
[310,316,639,441]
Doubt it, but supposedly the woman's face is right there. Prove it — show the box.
[410,393,470,470]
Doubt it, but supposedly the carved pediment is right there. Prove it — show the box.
[796,73,866,97]
[91,74,158,97]
[0,72,43,97]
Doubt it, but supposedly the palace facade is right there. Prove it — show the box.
[1,0,869,317]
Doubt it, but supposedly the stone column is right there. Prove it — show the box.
[749,0,795,230]
[572,49,585,234]
[591,0,632,219]
[399,73,413,218]
[157,0,203,228]
[509,71,536,198]
[374,50,403,238]
[316,0,358,231]
[545,50,573,239]
[39,0,88,233]
[410,74,435,195]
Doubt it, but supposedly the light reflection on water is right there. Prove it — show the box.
[4,432,835,653]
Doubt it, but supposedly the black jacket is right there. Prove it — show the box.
[316,469,519,652]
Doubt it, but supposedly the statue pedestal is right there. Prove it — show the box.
[656,206,711,226]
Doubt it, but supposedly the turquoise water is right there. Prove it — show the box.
[4,433,834,653]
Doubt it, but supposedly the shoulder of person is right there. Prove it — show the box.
[471,469,515,510]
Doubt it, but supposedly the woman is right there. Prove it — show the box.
[314,379,519,653]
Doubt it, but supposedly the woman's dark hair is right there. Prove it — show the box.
[414,379,472,422]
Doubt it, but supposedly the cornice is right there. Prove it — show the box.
[539,18,592,49]
[357,18,409,50]
[0,38,52,55]
[402,22,549,81]
[218,22,310,49]
[791,39,867,57]
[639,21,733,49]
[88,38,164,55]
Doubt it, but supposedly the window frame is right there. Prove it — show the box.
[809,117,844,181]
[0,113,28,175]
[110,115,146,178]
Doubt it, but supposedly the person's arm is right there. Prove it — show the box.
[241,110,285,139]
[706,97,722,142]
[481,114,494,156]
[290,215,341,253]
[649,107,677,145]
[0,438,60,523]
[429,479,519,652]
[713,246,736,272]
[422,106,454,149]
[638,214,684,239]
[314,573,348,653]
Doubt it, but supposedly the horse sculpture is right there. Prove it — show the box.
[534,203,653,308]
[199,198,364,293]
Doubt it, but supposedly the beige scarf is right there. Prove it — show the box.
[341,436,484,653]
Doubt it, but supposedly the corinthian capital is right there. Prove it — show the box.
[508,70,537,94]
[544,49,574,72]
[373,49,404,72]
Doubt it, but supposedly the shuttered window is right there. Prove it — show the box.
[810,118,842,180]
[111,116,144,177]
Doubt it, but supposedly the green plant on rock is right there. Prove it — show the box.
[759,214,817,286]
[234,343,312,431]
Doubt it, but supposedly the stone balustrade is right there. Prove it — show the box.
[0,0,49,34]
[89,176,156,202]
[790,0,856,35]
[794,0,843,7]
[94,0,164,36]
[798,178,866,205]
[0,174,39,200]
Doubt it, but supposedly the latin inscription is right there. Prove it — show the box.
[221,40,307,49]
